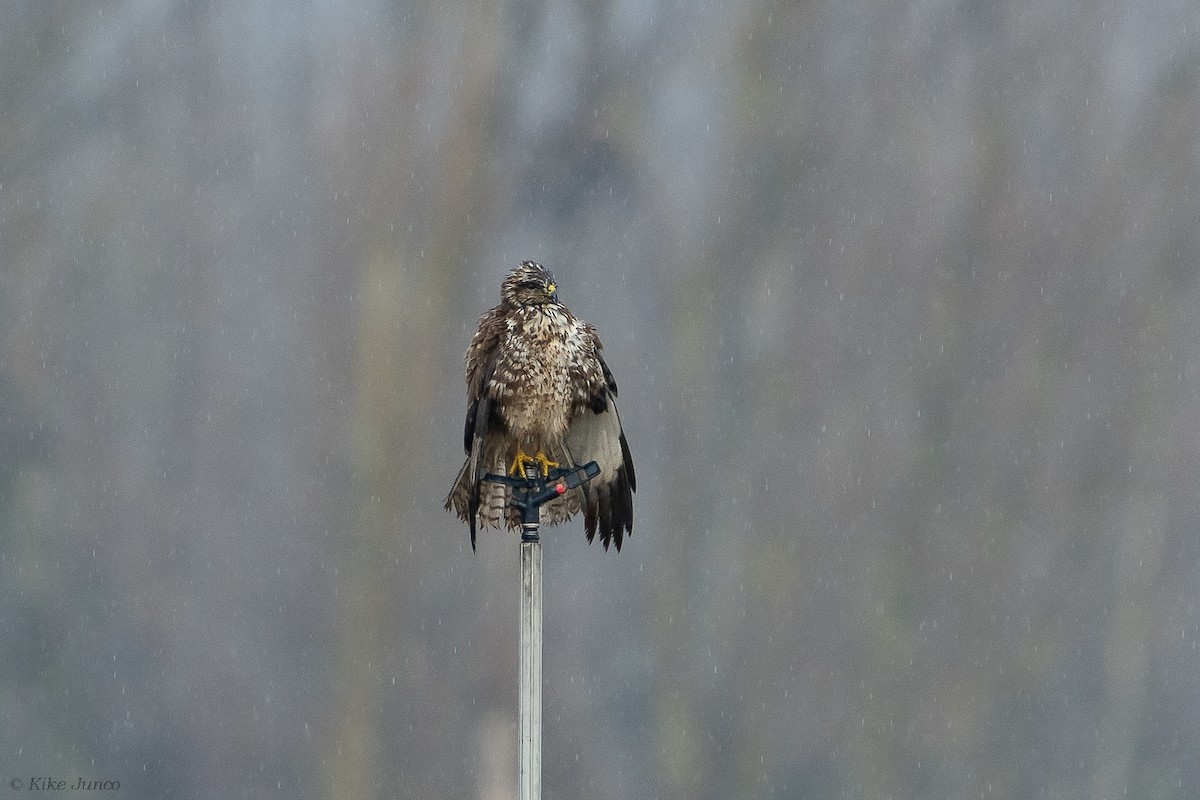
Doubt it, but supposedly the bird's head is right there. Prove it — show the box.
[501,261,559,307]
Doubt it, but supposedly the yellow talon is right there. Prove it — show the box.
[535,451,559,476]
[509,447,559,477]
[509,447,534,477]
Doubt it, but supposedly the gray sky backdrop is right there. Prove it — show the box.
[2,1,1199,798]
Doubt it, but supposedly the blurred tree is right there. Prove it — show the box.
[3,1,1200,799]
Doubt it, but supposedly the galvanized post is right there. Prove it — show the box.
[482,460,598,800]
[518,533,542,800]
[518,465,542,800]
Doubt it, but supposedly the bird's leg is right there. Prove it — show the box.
[534,451,559,477]
[509,446,536,477]
[509,446,559,477]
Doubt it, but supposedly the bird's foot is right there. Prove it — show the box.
[534,451,559,477]
[509,447,534,477]
[508,447,559,478]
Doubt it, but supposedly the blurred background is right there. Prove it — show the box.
[3,1,1199,798]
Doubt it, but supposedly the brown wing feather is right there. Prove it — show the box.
[446,306,508,549]
[565,341,635,550]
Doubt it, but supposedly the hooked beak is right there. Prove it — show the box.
[546,282,558,302]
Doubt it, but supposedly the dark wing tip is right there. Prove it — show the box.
[463,398,479,455]
[585,464,634,552]
[619,429,636,493]
[445,478,479,552]
[584,486,599,545]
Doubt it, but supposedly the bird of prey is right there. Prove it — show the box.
[445,261,636,551]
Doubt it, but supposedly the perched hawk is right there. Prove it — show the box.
[445,261,636,550]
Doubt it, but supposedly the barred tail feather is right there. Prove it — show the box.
[445,448,509,548]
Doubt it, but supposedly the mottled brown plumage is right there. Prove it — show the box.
[445,261,636,550]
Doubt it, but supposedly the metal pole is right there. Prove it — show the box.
[483,461,594,800]
[518,470,542,800]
